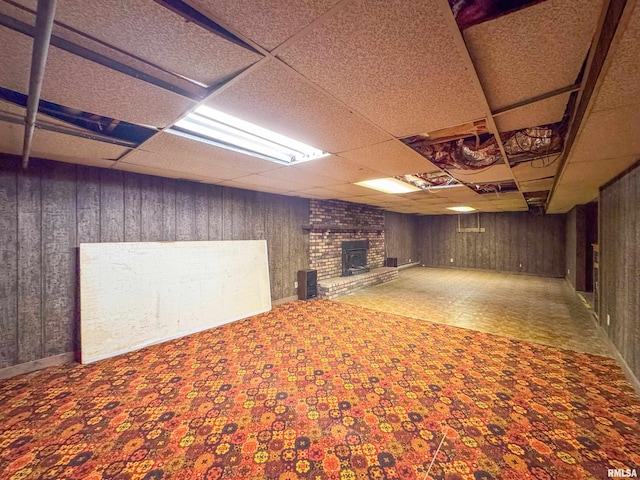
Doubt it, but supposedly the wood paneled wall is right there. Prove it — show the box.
[599,161,640,380]
[0,155,309,369]
[565,206,587,291]
[384,211,420,265]
[417,212,566,277]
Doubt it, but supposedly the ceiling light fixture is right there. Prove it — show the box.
[169,106,329,165]
[447,206,477,212]
[355,178,422,194]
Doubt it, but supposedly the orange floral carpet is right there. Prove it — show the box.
[1,299,639,480]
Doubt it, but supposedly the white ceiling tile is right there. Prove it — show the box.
[259,165,343,187]
[135,132,280,173]
[495,93,571,132]
[592,3,640,112]
[292,155,386,182]
[0,26,32,94]
[185,0,341,51]
[511,160,560,183]
[41,46,194,128]
[338,140,440,176]
[279,0,487,137]
[15,0,261,86]
[465,0,602,110]
[229,174,309,192]
[118,149,249,180]
[207,59,391,153]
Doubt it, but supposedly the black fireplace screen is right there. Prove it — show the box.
[342,240,370,277]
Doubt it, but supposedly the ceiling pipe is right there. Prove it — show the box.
[22,0,57,169]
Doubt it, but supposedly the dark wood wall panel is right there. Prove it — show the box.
[384,212,420,265]
[418,212,566,277]
[600,162,640,379]
[0,162,18,368]
[565,206,588,291]
[17,169,42,364]
[0,155,310,369]
[42,162,77,357]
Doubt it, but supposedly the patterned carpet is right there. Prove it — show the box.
[1,300,639,480]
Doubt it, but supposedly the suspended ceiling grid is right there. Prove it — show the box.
[0,0,635,215]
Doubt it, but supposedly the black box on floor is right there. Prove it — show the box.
[298,270,317,300]
[385,257,398,267]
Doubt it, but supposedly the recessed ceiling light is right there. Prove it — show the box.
[169,106,329,165]
[447,206,477,212]
[355,178,422,194]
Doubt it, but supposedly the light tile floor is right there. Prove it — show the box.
[335,267,611,357]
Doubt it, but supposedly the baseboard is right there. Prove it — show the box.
[273,295,298,306]
[398,262,420,270]
[595,324,640,397]
[0,352,74,381]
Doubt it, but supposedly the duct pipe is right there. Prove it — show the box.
[22,0,57,169]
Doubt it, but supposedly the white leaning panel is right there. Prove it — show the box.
[79,240,271,363]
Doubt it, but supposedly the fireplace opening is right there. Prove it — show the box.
[342,240,370,277]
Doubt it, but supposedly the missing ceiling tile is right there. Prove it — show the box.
[449,0,546,30]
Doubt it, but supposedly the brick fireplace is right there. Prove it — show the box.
[307,199,385,280]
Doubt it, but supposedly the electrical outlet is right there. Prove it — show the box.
[408,258,412,263]
[519,263,523,268]
[294,281,298,289]
[567,268,570,275]
[450,258,454,263]
[607,314,610,326]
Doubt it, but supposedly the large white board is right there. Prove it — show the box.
[79,240,271,363]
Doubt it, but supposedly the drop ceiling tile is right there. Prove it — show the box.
[593,3,640,112]
[292,155,386,183]
[292,187,346,199]
[338,140,440,176]
[511,161,560,183]
[322,183,382,196]
[464,0,602,110]
[218,180,289,195]
[119,149,249,180]
[278,0,487,137]
[519,178,555,192]
[260,166,341,187]
[229,174,309,192]
[207,59,391,153]
[449,164,514,183]
[361,194,412,203]
[135,132,280,174]
[41,46,194,128]
[0,26,32,94]
[15,0,261,86]
[185,0,341,51]
[495,93,571,132]
[559,155,638,187]
[0,120,128,164]
[0,121,24,155]
[570,104,640,163]
[113,161,218,183]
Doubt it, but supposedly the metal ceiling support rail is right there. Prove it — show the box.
[491,83,582,117]
[22,0,56,169]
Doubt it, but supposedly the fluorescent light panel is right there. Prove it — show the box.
[447,206,477,212]
[169,106,329,165]
[355,178,422,194]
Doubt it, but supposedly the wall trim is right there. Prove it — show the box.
[399,262,420,270]
[273,295,298,306]
[0,352,74,380]
[597,324,640,397]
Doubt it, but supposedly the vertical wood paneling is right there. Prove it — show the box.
[100,169,124,243]
[194,183,209,241]
[42,162,76,357]
[0,156,311,369]
[176,181,195,241]
[0,163,18,368]
[384,211,420,264]
[208,185,223,240]
[418,212,565,277]
[162,178,176,241]
[76,167,101,244]
[124,173,142,242]
[17,168,42,363]
[140,175,163,242]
